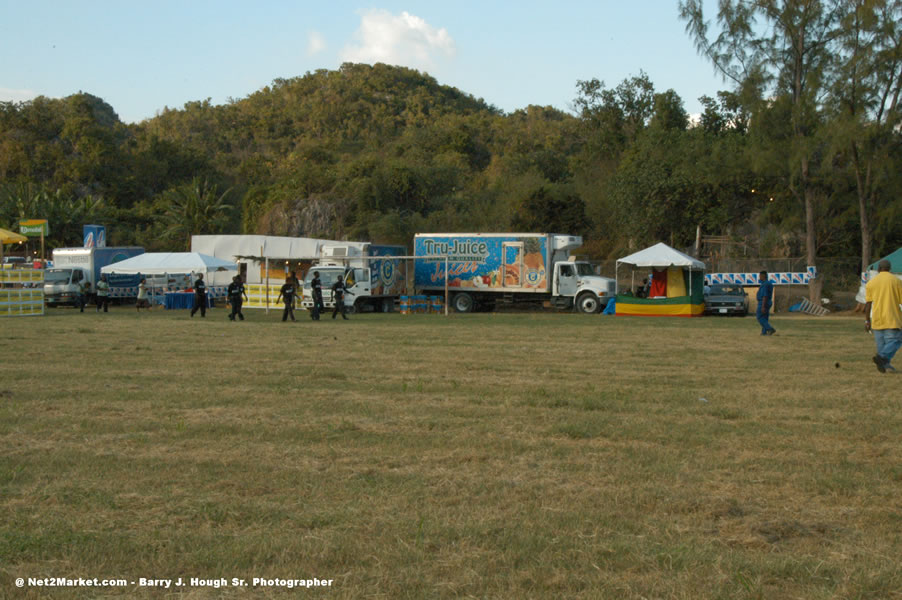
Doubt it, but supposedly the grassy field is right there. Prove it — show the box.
[1,306,900,599]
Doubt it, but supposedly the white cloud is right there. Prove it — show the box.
[340,10,456,72]
[307,31,326,56]
[0,87,41,103]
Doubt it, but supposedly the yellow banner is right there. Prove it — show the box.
[0,288,44,317]
[616,301,704,317]
[0,269,43,283]
[242,283,305,309]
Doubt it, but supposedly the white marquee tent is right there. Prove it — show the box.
[100,252,238,277]
[615,242,705,293]
[191,235,370,284]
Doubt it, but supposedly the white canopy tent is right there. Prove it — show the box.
[191,235,369,284]
[100,252,238,277]
[615,242,705,294]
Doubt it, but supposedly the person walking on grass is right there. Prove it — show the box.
[276,275,296,322]
[865,259,902,373]
[78,281,90,313]
[310,270,324,321]
[190,273,207,318]
[331,276,353,320]
[756,270,776,336]
[227,275,248,321]
[136,278,151,311]
[96,274,110,313]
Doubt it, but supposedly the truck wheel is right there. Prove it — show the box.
[576,292,600,314]
[452,292,474,313]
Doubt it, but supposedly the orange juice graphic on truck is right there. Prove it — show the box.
[414,233,615,313]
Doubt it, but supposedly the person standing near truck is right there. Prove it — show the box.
[865,259,902,373]
[756,270,776,336]
[78,281,90,313]
[136,278,151,311]
[331,277,353,320]
[311,271,324,321]
[190,273,207,318]
[95,274,111,313]
[227,275,248,321]
[276,275,297,322]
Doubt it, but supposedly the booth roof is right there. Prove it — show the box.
[616,242,705,270]
[869,247,902,273]
[99,252,238,274]
[191,235,369,260]
[0,227,28,244]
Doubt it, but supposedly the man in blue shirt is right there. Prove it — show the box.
[756,270,776,336]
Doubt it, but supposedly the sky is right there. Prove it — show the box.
[0,1,728,124]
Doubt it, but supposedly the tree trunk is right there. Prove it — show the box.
[801,157,819,303]
[853,151,872,276]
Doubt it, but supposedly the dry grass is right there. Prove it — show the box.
[1,306,900,599]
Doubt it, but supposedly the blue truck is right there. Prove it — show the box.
[300,243,406,313]
[44,246,144,306]
[413,233,615,313]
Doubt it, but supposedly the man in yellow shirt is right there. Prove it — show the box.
[865,259,902,373]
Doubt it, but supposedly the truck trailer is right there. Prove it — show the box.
[44,247,144,307]
[413,233,615,313]
[300,243,406,313]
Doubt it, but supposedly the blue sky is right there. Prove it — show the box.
[1,1,727,124]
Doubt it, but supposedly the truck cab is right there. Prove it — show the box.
[43,267,90,306]
[300,243,404,313]
[301,266,395,313]
[552,258,616,313]
[301,267,350,311]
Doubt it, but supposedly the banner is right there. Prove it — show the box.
[0,268,44,317]
[19,219,49,237]
[83,225,106,248]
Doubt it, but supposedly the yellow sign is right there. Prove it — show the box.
[243,283,305,309]
[0,289,44,317]
[0,269,43,283]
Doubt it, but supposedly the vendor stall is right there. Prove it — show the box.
[615,243,706,317]
[100,252,237,306]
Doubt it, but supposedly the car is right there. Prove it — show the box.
[704,284,749,316]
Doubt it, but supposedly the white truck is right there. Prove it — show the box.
[413,233,615,313]
[44,247,144,307]
[300,243,406,313]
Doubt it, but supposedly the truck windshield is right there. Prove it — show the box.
[45,270,71,284]
[575,263,596,276]
[304,269,344,287]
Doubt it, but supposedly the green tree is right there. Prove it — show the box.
[511,185,591,237]
[0,182,109,248]
[681,0,846,299]
[824,0,902,271]
[158,177,234,250]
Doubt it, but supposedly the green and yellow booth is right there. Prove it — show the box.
[615,243,706,317]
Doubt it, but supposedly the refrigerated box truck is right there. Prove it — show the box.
[44,247,144,306]
[413,233,615,313]
[300,243,406,313]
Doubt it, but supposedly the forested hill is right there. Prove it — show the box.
[1,61,900,266]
